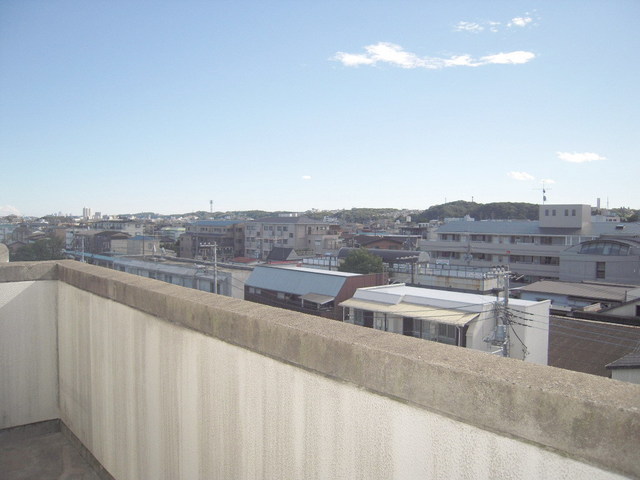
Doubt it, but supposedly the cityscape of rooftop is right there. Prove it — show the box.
[1,2,639,217]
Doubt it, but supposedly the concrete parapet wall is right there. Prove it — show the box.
[1,260,640,478]
[0,243,9,263]
[0,279,59,429]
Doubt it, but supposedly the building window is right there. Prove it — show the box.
[552,209,556,216]
[572,209,576,216]
[596,262,606,279]
[545,209,549,216]
[564,209,569,216]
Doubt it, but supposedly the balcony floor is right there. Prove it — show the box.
[0,424,101,480]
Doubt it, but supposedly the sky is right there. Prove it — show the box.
[1,1,639,217]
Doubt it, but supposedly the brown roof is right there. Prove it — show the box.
[519,280,633,303]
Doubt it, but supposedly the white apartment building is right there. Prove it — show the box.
[420,204,640,283]
[244,215,340,260]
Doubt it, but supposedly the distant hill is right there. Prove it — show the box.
[415,201,539,222]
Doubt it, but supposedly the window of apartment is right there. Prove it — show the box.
[545,209,549,216]
[277,292,286,300]
[596,262,606,279]
[289,233,293,238]
[564,209,569,216]
[636,305,640,317]
[283,226,288,232]
[540,236,553,245]
[552,209,556,216]
[572,209,576,216]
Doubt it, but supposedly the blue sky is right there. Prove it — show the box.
[1,1,638,217]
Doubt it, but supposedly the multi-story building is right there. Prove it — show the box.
[179,220,245,260]
[244,215,340,260]
[420,204,640,283]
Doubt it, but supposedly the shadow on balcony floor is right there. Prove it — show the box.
[0,422,101,480]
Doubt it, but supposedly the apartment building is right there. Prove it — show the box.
[179,220,245,260]
[244,215,340,260]
[420,204,640,283]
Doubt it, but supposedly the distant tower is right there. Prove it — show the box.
[597,198,601,209]
[210,200,213,214]
[82,207,91,220]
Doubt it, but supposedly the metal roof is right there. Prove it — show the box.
[518,280,633,302]
[606,349,640,369]
[246,265,357,296]
[192,220,242,226]
[339,298,479,326]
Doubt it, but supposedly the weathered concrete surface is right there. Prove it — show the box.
[0,421,102,480]
[53,261,640,478]
[0,243,8,263]
[57,282,629,479]
[0,261,58,282]
[0,280,59,429]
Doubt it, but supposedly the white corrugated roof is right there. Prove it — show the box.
[339,298,479,326]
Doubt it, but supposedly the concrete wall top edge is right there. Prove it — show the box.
[0,261,59,282]
[5,260,640,477]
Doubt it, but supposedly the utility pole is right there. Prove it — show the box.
[213,241,218,294]
[501,268,510,358]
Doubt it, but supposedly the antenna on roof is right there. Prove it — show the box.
[534,180,551,204]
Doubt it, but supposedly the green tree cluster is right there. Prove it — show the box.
[415,201,539,222]
[338,248,384,274]
[11,237,65,262]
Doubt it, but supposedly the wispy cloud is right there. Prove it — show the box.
[556,152,606,163]
[454,21,484,33]
[455,13,537,33]
[508,171,535,181]
[302,175,312,180]
[509,16,533,28]
[332,42,535,69]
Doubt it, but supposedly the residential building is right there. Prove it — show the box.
[517,280,640,314]
[244,215,340,260]
[1,261,639,478]
[606,350,640,384]
[88,219,144,236]
[179,220,245,260]
[559,236,640,285]
[245,264,386,320]
[420,204,640,283]
[340,283,550,365]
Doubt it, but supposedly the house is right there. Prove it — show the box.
[244,215,340,260]
[245,264,387,320]
[606,348,640,384]
[340,283,550,365]
[420,204,640,283]
[266,246,304,263]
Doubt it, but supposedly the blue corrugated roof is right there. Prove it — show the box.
[246,265,355,296]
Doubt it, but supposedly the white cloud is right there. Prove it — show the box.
[556,152,606,163]
[302,175,312,180]
[332,43,535,69]
[454,21,484,33]
[540,178,556,184]
[509,16,533,28]
[480,51,536,65]
[508,171,535,181]
[0,205,21,216]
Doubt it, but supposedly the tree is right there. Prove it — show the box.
[338,248,384,274]
[11,237,65,261]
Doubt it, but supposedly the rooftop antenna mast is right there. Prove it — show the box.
[535,180,551,204]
